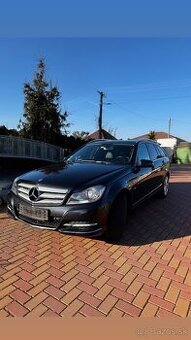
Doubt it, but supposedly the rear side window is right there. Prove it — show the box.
[155,145,166,157]
[136,143,150,163]
[146,143,158,161]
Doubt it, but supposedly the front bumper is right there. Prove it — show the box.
[7,193,108,237]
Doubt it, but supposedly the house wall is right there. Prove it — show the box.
[157,138,177,161]
[156,138,177,148]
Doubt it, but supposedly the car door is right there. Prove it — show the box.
[146,142,164,190]
[154,144,169,185]
[130,142,154,205]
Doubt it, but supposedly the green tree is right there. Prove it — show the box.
[0,125,8,135]
[72,131,89,139]
[18,58,69,144]
[148,130,156,140]
[0,125,19,136]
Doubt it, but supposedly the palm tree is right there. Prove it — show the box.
[148,130,156,140]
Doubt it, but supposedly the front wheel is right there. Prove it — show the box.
[105,192,128,240]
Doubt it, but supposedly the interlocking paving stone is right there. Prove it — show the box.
[1,165,191,317]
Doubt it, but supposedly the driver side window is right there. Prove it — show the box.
[136,143,150,164]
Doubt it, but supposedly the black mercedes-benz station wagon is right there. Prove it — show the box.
[7,140,170,239]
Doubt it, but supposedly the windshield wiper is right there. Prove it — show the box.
[68,159,110,164]
[94,160,110,164]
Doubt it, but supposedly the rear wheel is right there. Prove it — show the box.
[159,175,169,198]
[105,192,128,240]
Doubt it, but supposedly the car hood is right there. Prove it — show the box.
[17,161,129,189]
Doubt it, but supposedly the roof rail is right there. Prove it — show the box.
[136,138,159,143]
[87,139,115,143]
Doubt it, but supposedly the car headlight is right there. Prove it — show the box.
[67,185,105,204]
[11,179,18,195]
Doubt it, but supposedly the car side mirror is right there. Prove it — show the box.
[132,159,154,172]
[140,159,154,168]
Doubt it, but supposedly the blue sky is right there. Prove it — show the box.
[1,38,191,141]
[1,0,191,37]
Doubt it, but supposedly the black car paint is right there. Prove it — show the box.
[7,140,170,237]
[18,162,127,192]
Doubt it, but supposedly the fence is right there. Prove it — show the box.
[0,136,64,162]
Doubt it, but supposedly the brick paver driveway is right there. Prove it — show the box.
[0,165,191,317]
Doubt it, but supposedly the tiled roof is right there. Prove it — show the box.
[86,129,117,140]
[133,131,187,143]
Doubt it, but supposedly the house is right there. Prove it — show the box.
[86,129,117,141]
[132,131,187,144]
[132,131,188,161]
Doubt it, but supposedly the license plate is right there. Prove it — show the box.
[18,204,48,221]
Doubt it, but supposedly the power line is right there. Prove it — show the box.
[115,94,191,104]
[107,78,191,95]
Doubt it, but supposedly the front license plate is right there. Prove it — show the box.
[18,204,49,221]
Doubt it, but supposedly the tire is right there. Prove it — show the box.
[159,175,169,198]
[105,192,128,240]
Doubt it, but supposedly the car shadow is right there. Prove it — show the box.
[109,182,191,246]
[0,206,8,216]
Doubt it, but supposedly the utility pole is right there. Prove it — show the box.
[98,90,106,139]
[168,117,172,138]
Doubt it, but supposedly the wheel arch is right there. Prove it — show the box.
[107,187,132,217]
[105,187,130,239]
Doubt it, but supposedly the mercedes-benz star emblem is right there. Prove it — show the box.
[29,187,40,202]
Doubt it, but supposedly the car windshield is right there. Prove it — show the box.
[67,143,134,165]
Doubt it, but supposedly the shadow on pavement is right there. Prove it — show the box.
[0,207,9,219]
[111,182,191,246]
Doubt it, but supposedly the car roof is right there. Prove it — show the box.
[88,139,159,146]
[88,139,136,145]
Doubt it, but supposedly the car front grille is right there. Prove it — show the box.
[17,182,68,206]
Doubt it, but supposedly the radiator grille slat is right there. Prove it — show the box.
[17,182,68,206]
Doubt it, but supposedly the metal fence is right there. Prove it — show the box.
[0,136,64,162]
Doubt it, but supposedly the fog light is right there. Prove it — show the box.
[63,221,98,228]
